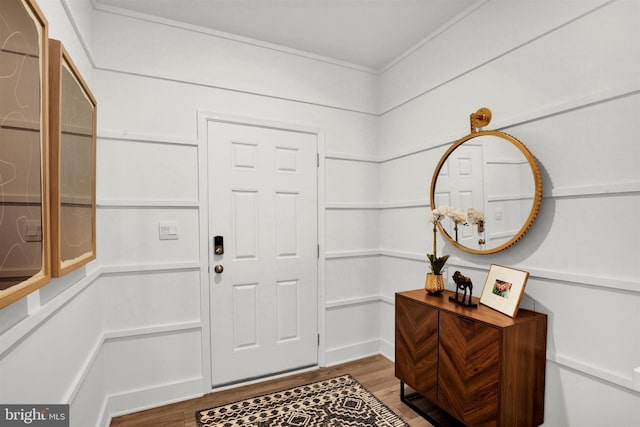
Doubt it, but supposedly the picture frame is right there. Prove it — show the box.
[48,39,97,277]
[479,264,529,317]
[0,0,51,309]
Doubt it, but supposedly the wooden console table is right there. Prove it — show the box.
[395,289,547,427]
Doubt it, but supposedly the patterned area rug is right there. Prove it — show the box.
[196,374,408,426]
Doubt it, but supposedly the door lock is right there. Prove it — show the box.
[214,235,224,255]
[214,264,224,274]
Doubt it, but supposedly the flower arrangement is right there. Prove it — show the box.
[467,207,486,236]
[427,206,486,273]
[427,206,450,275]
[467,208,485,225]
[448,207,467,242]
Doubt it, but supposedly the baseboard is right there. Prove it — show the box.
[100,377,203,427]
[379,338,394,362]
[324,339,381,366]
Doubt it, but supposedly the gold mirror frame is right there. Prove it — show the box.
[430,108,542,254]
[0,0,50,309]
[49,39,97,277]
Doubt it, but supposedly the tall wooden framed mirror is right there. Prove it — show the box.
[49,39,97,277]
[430,108,542,254]
[0,0,50,309]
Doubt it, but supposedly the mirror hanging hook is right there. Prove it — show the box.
[470,107,492,133]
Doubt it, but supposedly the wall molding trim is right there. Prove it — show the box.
[547,352,637,393]
[325,202,380,210]
[323,294,640,394]
[325,200,430,210]
[65,321,202,404]
[100,263,201,275]
[325,152,379,163]
[325,339,381,367]
[97,200,199,208]
[98,130,198,147]
[379,0,620,115]
[323,180,640,212]
[325,250,380,260]
[325,295,382,310]
[379,338,394,362]
[378,81,640,162]
[324,248,639,294]
[91,1,378,75]
[96,66,378,116]
[0,270,100,358]
[0,264,200,358]
[101,377,203,427]
[550,182,640,199]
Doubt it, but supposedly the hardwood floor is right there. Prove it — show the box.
[110,354,433,427]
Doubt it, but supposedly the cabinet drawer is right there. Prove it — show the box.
[438,312,500,427]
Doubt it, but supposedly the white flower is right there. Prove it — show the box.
[467,208,485,225]
[448,207,467,224]
[429,206,450,224]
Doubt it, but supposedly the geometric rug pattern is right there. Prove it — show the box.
[196,374,408,426]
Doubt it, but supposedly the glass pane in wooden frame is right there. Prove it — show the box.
[49,39,96,277]
[0,0,50,309]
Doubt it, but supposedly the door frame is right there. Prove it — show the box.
[196,111,326,393]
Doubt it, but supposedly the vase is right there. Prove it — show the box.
[425,273,444,294]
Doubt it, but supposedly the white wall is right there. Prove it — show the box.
[378,1,640,426]
[2,1,382,426]
[1,0,639,426]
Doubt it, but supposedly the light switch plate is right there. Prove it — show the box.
[26,220,42,242]
[158,222,179,240]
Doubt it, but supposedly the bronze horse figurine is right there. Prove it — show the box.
[452,271,474,306]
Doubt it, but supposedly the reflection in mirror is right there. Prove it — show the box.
[0,0,49,303]
[50,39,97,277]
[430,109,542,254]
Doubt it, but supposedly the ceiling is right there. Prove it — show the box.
[94,0,479,71]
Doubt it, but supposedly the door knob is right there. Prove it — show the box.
[214,264,224,274]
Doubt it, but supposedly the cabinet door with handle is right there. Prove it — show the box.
[438,312,500,427]
[395,296,439,401]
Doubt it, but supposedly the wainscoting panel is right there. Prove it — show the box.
[379,206,431,255]
[525,276,640,383]
[97,137,198,203]
[102,377,203,427]
[324,302,381,366]
[0,279,102,404]
[377,299,395,361]
[325,158,379,205]
[524,195,639,280]
[100,270,201,331]
[97,207,199,266]
[324,209,379,253]
[70,347,107,427]
[378,255,430,299]
[378,148,440,204]
[544,360,640,426]
[102,329,202,396]
[324,256,380,303]
[508,94,639,192]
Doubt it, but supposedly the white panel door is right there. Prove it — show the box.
[208,121,318,387]
[434,144,484,248]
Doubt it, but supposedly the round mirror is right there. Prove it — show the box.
[430,113,542,254]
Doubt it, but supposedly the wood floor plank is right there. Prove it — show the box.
[110,354,433,427]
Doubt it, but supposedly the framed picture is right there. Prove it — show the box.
[479,264,529,317]
[49,39,97,277]
[0,0,51,309]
